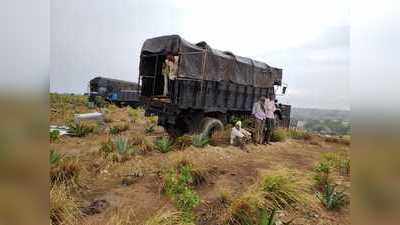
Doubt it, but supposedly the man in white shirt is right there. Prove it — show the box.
[230,121,251,150]
[264,96,276,145]
[252,96,266,144]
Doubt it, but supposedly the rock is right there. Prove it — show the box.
[81,199,109,215]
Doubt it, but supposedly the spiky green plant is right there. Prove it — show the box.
[145,124,156,134]
[50,130,60,143]
[313,161,332,190]
[114,136,135,155]
[68,121,95,137]
[50,150,62,165]
[192,134,209,148]
[155,137,173,153]
[316,183,348,210]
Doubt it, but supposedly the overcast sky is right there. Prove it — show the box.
[50,0,349,110]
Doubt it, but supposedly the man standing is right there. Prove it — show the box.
[252,96,266,144]
[264,96,276,145]
[162,54,178,96]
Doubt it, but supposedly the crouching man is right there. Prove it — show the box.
[230,121,251,151]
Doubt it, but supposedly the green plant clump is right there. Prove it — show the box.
[68,121,95,137]
[313,161,332,190]
[155,137,174,153]
[316,183,348,210]
[192,134,209,148]
[50,130,60,143]
[109,123,129,135]
[50,150,63,165]
[163,164,200,222]
[270,129,287,142]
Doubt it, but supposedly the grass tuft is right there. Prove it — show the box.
[50,184,81,225]
[192,134,209,148]
[270,128,287,142]
[69,121,97,137]
[50,130,61,143]
[155,137,174,153]
[109,122,129,135]
[260,171,305,209]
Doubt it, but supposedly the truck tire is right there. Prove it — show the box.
[200,117,224,138]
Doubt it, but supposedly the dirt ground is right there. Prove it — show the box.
[49,97,350,225]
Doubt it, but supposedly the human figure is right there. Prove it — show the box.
[162,54,179,96]
[264,96,276,145]
[230,121,251,150]
[252,96,266,144]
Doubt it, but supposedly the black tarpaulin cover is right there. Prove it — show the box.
[140,35,282,88]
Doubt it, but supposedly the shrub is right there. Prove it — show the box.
[163,163,200,221]
[192,134,209,148]
[99,138,115,157]
[155,137,174,153]
[50,130,60,143]
[270,129,287,142]
[69,121,95,137]
[174,135,193,151]
[313,161,332,190]
[316,183,348,210]
[261,173,303,209]
[109,122,129,135]
[50,184,81,225]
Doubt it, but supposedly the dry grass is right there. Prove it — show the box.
[50,156,81,185]
[104,209,136,225]
[130,134,154,154]
[50,184,81,225]
[260,169,307,209]
[144,210,193,225]
[324,136,350,146]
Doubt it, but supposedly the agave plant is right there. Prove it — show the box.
[114,136,135,155]
[192,134,209,148]
[316,183,347,210]
[155,137,173,153]
[50,150,63,165]
[49,130,60,143]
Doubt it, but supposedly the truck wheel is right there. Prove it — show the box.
[200,117,224,138]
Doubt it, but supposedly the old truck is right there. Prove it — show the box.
[138,35,290,136]
[88,76,142,107]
